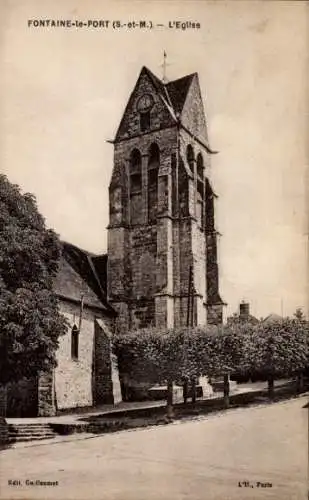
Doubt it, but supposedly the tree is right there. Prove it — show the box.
[247,319,309,398]
[0,175,67,392]
[114,327,205,417]
[114,325,241,414]
[293,308,306,322]
[291,310,309,391]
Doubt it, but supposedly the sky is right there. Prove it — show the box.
[1,0,308,319]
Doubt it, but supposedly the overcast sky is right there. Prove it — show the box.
[1,0,308,319]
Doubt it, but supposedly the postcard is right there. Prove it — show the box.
[0,1,308,499]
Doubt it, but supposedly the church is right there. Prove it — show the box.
[5,65,224,417]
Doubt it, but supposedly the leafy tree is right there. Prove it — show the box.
[0,175,67,389]
[247,318,309,398]
[293,308,306,322]
[114,328,200,415]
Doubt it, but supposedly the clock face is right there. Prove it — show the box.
[136,93,154,113]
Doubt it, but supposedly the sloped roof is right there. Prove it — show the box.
[54,242,116,316]
[91,254,108,296]
[54,258,104,311]
[207,292,226,306]
[144,66,196,117]
[262,313,283,325]
[165,73,196,115]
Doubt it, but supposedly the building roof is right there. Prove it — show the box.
[207,292,226,307]
[114,66,216,154]
[261,313,283,325]
[165,73,196,115]
[143,66,196,116]
[53,242,116,316]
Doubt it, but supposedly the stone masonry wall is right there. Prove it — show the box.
[116,69,175,142]
[180,74,209,147]
[93,320,115,405]
[38,371,55,416]
[108,114,178,334]
[54,301,114,410]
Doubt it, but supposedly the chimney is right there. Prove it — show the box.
[239,302,250,322]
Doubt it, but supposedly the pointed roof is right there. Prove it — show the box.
[165,73,196,115]
[142,66,196,117]
[114,66,215,150]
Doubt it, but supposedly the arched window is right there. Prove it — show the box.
[197,182,204,229]
[148,143,159,223]
[129,149,143,225]
[71,325,79,360]
[196,153,204,179]
[186,144,195,173]
[178,158,189,216]
[205,178,215,233]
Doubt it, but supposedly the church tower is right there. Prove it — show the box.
[107,66,224,333]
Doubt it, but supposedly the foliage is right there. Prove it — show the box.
[0,175,67,384]
[293,308,306,322]
[114,328,162,385]
[246,318,309,378]
[114,315,309,395]
[114,325,247,385]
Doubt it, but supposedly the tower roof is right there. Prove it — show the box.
[114,66,215,148]
[165,73,196,115]
[143,66,196,116]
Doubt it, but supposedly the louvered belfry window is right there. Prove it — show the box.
[186,144,194,173]
[129,149,143,225]
[196,153,204,229]
[140,111,151,132]
[148,143,159,223]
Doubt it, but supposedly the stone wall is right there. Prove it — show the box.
[93,320,122,405]
[38,371,55,416]
[54,300,115,410]
[115,68,175,142]
[108,120,178,334]
[180,74,209,145]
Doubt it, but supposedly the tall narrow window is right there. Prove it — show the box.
[197,181,204,229]
[71,325,79,360]
[140,111,151,132]
[186,145,195,173]
[129,149,143,225]
[205,178,215,233]
[196,153,204,179]
[179,158,189,216]
[196,153,204,229]
[148,143,159,223]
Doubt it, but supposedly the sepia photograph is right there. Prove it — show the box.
[0,1,308,499]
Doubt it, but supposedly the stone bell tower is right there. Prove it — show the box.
[107,66,224,334]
